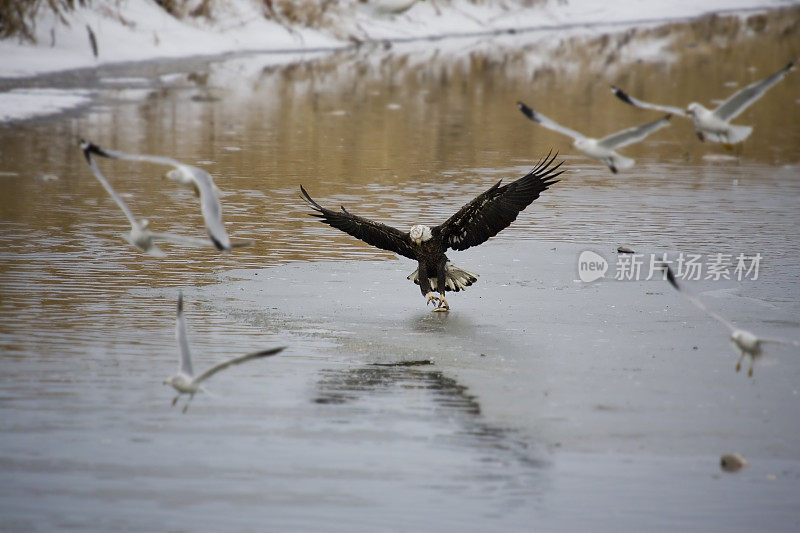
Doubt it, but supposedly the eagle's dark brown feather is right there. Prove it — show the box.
[435,152,563,251]
[300,185,417,260]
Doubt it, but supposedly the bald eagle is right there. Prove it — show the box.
[300,153,563,311]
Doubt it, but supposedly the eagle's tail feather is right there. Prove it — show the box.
[407,262,479,293]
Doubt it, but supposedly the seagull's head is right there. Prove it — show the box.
[686,102,705,117]
[409,224,432,244]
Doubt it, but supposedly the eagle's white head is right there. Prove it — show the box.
[409,224,432,244]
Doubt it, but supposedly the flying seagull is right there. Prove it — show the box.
[80,140,216,256]
[662,264,799,376]
[164,291,286,412]
[80,141,252,252]
[611,59,795,144]
[517,101,670,173]
[300,152,563,311]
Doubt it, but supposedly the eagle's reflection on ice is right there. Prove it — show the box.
[313,360,545,470]
[406,309,477,335]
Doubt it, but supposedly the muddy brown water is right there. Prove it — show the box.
[1,9,799,531]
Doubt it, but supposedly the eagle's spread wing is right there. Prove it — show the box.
[300,186,417,260]
[436,152,563,252]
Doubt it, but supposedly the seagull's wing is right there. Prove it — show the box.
[683,293,737,333]
[80,141,140,230]
[517,101,586,141]
[664,265,737,332]
[300,186,418,260]
[713,59,795,122]
[435,152,562,252]
[598,114,671,149]
[759,338,800,348]
[149,232,216,248]
[182,166,231,252]
[84,142,183,168]
[192,346,286,385]
[610,86,688,117]
[175,291,193,376]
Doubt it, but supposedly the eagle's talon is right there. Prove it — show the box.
[432,293,450,312]
[426,292,440,307]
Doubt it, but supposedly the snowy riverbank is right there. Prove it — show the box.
[0,0,793,80]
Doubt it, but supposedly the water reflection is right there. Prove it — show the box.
[407,309,478,335]
[313,359,545,480]
[315,360,480,412]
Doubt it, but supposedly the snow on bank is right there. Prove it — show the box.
[0,0,791,80]
[0,88,94,122]
[0,1,337,79]
[0,0,791,123]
